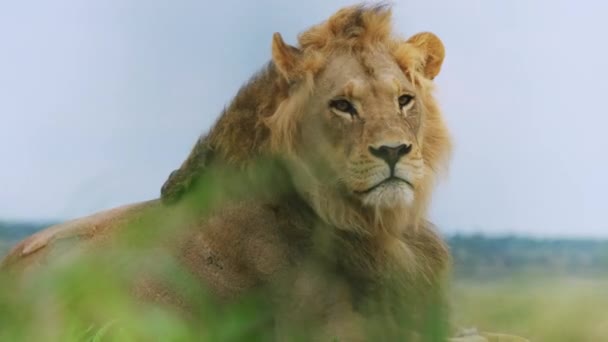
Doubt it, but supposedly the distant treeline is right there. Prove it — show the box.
[449,234,608,278]
[1,223,607,276]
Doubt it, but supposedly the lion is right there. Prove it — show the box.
[1,4,457,341]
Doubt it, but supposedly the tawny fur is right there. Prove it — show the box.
[159,4,453,339]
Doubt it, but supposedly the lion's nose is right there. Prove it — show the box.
[368,144,412,168]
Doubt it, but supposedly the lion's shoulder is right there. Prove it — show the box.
[170,198,312,298]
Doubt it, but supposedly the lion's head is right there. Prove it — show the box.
[263,5,451,234]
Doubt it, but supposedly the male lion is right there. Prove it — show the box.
[2,4,457,341]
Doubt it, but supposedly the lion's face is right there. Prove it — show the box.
[266,8,450,229]
[294,50,425,209]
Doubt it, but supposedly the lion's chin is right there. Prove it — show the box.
[359,182,414,208]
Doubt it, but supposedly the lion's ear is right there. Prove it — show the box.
[272,32,302,82]
[405,32,445,80]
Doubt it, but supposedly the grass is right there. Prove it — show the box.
[452,274,608,341]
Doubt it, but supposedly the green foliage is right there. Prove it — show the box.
[0,160,286,341]
[0,161,605,341]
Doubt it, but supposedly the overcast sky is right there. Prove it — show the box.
[1,0,606,238]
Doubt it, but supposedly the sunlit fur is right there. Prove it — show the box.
[187,5,453,291]
[262,4,451,237]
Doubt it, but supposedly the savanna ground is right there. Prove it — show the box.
[452,274,608,341]
[450,236,608,341]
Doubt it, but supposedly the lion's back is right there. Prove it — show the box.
[0,198,302,305]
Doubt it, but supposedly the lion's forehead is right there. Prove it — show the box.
[319,50,409,93]
[346,75,407,100]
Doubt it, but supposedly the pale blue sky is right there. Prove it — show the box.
[0,1,606,237]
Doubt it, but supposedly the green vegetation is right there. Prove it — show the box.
[1,220,607,341]
[0,162,606,341]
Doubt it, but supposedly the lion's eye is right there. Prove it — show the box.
[329,99,357,116]
[398,94,415,108]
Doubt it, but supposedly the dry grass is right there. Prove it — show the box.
[452,275,608,342]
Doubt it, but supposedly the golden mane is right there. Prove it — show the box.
[263,5,451,232]
[206,5,447,149]
[164,4,452,238]
[161,13,445,309]
[268,6,449,157]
